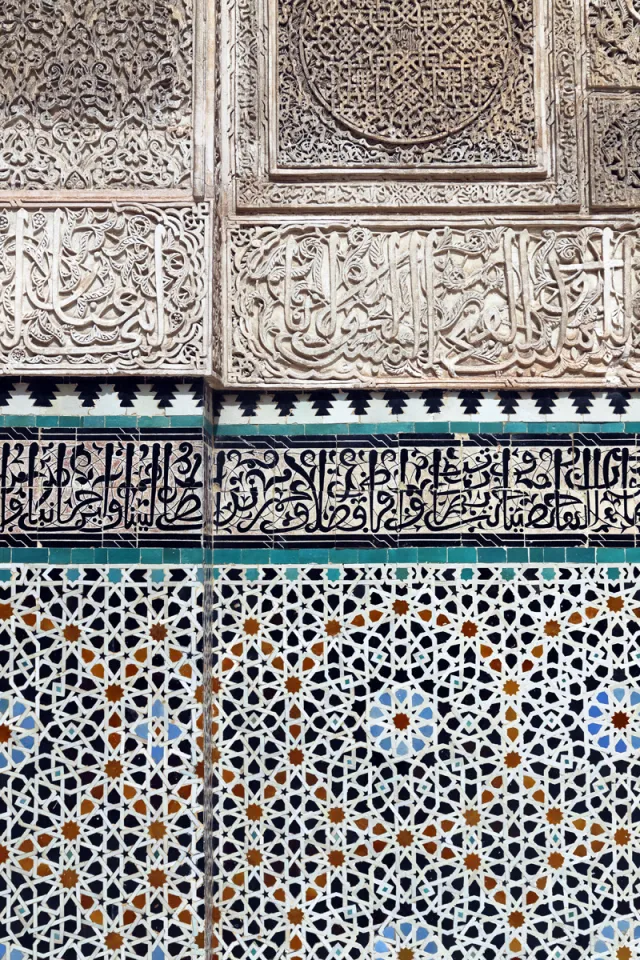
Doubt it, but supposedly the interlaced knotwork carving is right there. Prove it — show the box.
[299,0,512,145]
[0,0,193,190]
[589,96,640,208]
[228,0,579,210]
[603,111,640,189]
[277,0,537,168]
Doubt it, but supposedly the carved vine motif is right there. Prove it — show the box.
[277,0,537,167]
[589,96,640,207]
[0,207,207,371]
[589,0,640,86]
[0,0,192,190]
[229,224,640,385]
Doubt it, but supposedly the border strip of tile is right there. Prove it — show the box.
[212,547,640,565]
[212,421,640,436]
[0,547,205,565]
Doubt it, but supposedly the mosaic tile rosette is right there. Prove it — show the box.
[212,564,640,960]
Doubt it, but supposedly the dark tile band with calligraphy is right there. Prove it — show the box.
[0,428,203,547]
[214,433,640,549]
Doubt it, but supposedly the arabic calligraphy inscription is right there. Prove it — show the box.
[0,430,203,544]
[214,436,640,546]
[228,224,640,385]
[0,206,208,372]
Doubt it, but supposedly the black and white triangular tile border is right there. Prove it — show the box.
[211,389,640,423]
[0,379,204,415]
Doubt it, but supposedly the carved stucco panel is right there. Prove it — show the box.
[590,95,640,209]
[276,0,539,169]
[588,0,640,87]
[0,206,209,373]
[226,222,640,387]
[225,0,581,210]
[0,0,193,191]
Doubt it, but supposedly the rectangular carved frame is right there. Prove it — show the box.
[220,0,584,212]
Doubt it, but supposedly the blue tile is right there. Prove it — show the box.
[241,549,272,564]
[12,548,48,562]
[180,549,203,564]
[390,548,419,562]
[169,415,203,427]
[358,549,388,563]
[105,416,135,428]
[566,548,595,563]
[4,416,36,427]
[478,548,507,562]
[48,549,72,565]
[411,422,449,433]
[542,548,565,562]
[71,549,97,564]
[107,548,140,563]
[506,548,529,562]
[138,416,169,428]
[447,547,477,562]
[141,548,164,564]
[450,421,479,434]
[414,548,447,563]
[595,548,626,563]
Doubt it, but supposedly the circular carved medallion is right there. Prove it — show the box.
[299,0,513,145]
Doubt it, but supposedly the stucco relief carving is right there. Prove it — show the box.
[0,206,208,372]
[278,0,538,168]
[0,0,193,191]
[227,223,640,386]
[224,0,580,211]
[588,0,640,86]
[590,95,640,208]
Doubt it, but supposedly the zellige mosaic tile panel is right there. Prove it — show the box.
[212,563,640,960]
[0,565,204,960]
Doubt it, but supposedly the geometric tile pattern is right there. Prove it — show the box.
[211,390,640,424]
[0,384,635,423]
[212,563,640,960]
[0,565,204,959]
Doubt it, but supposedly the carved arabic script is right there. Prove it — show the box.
[0,207,207,371]
[214,436,640,546]
[229,225,640,385]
